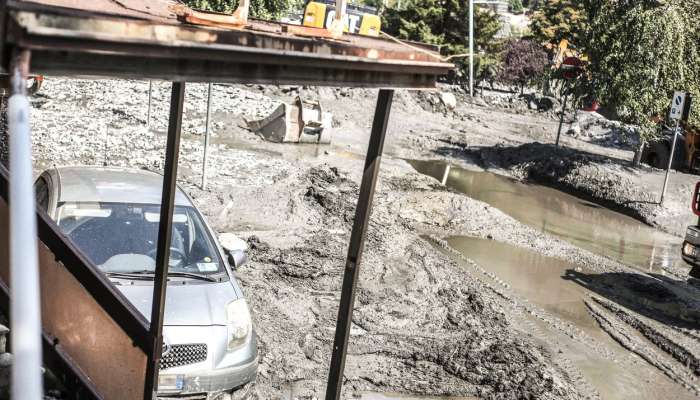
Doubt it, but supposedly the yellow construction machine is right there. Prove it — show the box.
[302,0,381,36]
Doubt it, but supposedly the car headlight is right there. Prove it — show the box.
[683,242,696,257]
[226,299,252,351]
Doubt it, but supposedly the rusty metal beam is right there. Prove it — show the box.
[144,81,185,399]
[1,4,452,88]
[326,89,394,399]
[26,50,439,88]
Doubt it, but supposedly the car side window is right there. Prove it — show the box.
[34,177,50,212]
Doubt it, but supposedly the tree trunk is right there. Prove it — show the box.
[631,140,645,168]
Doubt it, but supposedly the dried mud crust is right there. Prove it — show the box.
[237,165,583,399]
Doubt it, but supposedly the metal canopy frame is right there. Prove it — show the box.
[1,1,451,88]
[0,1,452,399]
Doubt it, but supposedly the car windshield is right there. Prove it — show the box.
[56,202,224,275]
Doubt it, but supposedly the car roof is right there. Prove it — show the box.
[46,166,192,206]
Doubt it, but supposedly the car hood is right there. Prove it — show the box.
[116,281,238,326]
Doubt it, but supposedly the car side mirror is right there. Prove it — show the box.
[227,250,248,270]
[219,233,249,270]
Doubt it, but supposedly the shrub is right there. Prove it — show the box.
[498,39,549,94]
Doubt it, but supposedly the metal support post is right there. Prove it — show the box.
[555,91,569,147]
[441,164,451,185]
[660,119,681,204]
[8,49,43,400]
[202,83,213,190]
[144,82,185,399]
[146,81,153,130]
[325,89,394,400]
[468,0,474,97]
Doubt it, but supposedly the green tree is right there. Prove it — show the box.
[509,0,524,14]
[529,0,587,45]
[580,0,700,141]
[382,2,503,87]
[382,1,503,56]
[183,0,298,20]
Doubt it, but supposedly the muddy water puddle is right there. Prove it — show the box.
[409,160,682,273]
[445,237,696,400]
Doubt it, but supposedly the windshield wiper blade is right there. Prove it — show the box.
[105,271,155,280]
[167,272,218,282]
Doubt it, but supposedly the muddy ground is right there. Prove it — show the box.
[5,78,700,399]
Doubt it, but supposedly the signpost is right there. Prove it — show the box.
[660,91,692,204]
[555,57,583,147]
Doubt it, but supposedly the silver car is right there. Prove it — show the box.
[34,166,257,399]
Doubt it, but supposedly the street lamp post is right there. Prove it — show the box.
[469,0,503,97]
[469,0,474,97]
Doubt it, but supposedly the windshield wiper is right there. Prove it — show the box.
[166,272,218,282]
[105,271,155,280]
[105,270,217,282]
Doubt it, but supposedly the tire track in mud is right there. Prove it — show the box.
[427,234,700,399]
[424,235,612,399]
[508,305,602,400]
[586,297,700,392]
[585,298,700,395]
[426,235,615,360]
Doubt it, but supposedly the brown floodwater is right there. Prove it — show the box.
[408,159,683,273]
[445,237,696,400]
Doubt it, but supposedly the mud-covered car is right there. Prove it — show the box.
[34,166,257,398]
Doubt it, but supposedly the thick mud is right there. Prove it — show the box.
[235,165,584,399]
[2,78,699,399]
[444,237,698,400]
[360,394,477,400]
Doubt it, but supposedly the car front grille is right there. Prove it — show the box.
[161,343,207,370]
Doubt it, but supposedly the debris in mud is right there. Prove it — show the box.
[566,112,639,150]
[246,96,333,144]
[304,165,358,224]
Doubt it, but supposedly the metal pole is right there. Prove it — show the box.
[441,164,451,185]
[147,81,153,130]
[325,89,394,400]
[202,83,213,190]
[469,0,474,97]
[8,49,43,400]
[144,82,185,399]
[660,119,681,204]
[555,91,569,147]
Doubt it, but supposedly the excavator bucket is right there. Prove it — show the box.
[247,96,333,144]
